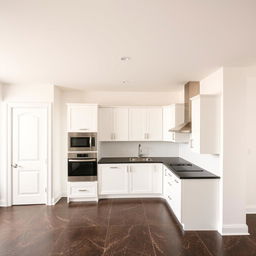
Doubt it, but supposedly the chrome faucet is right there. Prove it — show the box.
[138,144,143,158]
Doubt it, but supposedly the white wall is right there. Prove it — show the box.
[245,75,256,213]
[99,142,179,159]
[52,86,63,203]
[2,84,54,102]
[61,90,184,106]
[0,84,5,206]
[221,67,248,235]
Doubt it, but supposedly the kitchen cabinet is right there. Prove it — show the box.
[162,104,189,143]
[190,95,220,154]
[98,164,129,195]
[129,164,154,194]
[67,104,98,132]
[163,167,181,221]
[163,166,218,230]
[67,181,98,202]
[129,108,162,141]
[152,164,163,193]
[98,107,129,141]
[98,163,162,196]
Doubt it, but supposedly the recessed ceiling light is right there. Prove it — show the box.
[121,56,130,61]
[122,80,128,84]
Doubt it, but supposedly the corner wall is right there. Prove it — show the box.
[245,70,256,214]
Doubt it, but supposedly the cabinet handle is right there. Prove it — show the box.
[168,173,172,177]
[165,170,167,176]
[168,182,172,186]
[147,133,149,139]
[168,196,172,200]
[68,159,96,162]
[110,166,119,169]
[174,179,179,184]
[190,139,194,148]
[144,133,147,139]
[78,189,88,192]
[80,128,89,130]
[172,133,175,141]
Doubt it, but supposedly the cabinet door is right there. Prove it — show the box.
[147,108,163,141]
[172,177,181,222]
[68,105,97,132]
[99,165,129,195]
[152,164,163,193]
[129,164,153,194]
[129,108,147,141]
[162,106,172,141]
[113,108,129,141]
[98,108,113,141]
[191,98,200,152]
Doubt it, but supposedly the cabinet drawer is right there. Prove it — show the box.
[68,182,97,198]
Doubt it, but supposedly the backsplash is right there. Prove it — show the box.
[99,142,179,158]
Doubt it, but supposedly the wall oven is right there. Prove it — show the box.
[68,153,97,181]
[68,132,97,152]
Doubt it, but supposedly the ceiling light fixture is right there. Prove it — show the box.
[121,56,130,61]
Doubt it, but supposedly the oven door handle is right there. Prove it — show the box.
[68,159,97,162]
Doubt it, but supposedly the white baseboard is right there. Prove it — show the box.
[246,205,256,214]
[219,224,249,236]
[51,194,66,205]
[99,194,163,199]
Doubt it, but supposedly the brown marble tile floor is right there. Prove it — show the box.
[0,198,256,256]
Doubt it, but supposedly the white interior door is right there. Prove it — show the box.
[12,107,47,205]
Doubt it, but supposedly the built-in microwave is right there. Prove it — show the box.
[68,132,97,152]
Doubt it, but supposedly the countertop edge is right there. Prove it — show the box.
[98,158,220,180]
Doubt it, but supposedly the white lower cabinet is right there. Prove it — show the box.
[99,164,129,195]
[129,164,153,194]
[67,181,98,202]
[99,163,218,230]
[163,166,218,230]
[99,163,163,196]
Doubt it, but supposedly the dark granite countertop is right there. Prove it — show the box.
[98,157,220,179]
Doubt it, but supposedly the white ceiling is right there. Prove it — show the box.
[0,0,256,91]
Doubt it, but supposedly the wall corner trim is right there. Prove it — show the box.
[219,224,249,236]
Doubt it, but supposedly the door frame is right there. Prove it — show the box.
[6,102,52,206]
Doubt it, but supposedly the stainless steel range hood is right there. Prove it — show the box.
[170,81,200,133]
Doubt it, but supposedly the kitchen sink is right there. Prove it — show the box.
[129,157,153,162]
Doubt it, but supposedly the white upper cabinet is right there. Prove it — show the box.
[129,108,148,140]
[98,108,113,140]
[67,104,98,132]
[129,107,162,141]
[190,95,220,154]
[98,107,129,141]
[162,104,189,143]
[147,108,163,141]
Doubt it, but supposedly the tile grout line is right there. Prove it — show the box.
[141,199,157,256]
[103,199,113,255]
[195,231,215,256]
